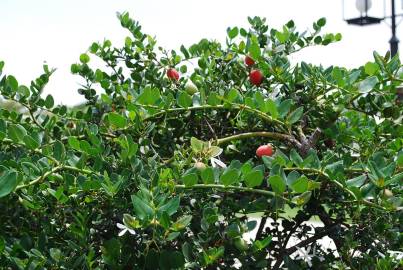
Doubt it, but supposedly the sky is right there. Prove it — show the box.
[0,0,402,106]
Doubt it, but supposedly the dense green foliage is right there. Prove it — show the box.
[0,13,402,269]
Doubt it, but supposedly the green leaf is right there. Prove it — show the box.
[227,27,239,39]
[276,31,288,43]
[23,135,40,150]
[191,137,205,153]
[54,140,66,160]
[290,149,303,167]
[131,194,154,220]
[203,247,224,265]
[387,172,403,185]
[172,215,192,231]
[380,162,395,177]
[177,91,192,108]
[68,137,81,151]
[348,70,361,85]
[226,88,240,102]
[253,235,272,251]
[6,75,18,91]
[182,173,198,187]
[108,112,127,129]
[0,169,18,198]
[254,92,265,111]
[201,167,215,184]
[159,196,180,216]
[358,76,378,93]
[207,93,221,106]
[291,176,309,193]
[220,168,239,186]
[286,170,300,186]
[266,99,278,119]
[317,17,326,27]
[17,85,30,97]
[302,149,321,169]
[79,53,90,64]
[292,191,312,205]
[180,65,187,73]
[278,99,293,118]
[244,170,264,188]
[360,182,376,198]
[137,87,160,105]
[346,175,366,187]
[248,41,261,60]
[314,36,322,45]
[180,45,190,59]
[287,107,304,124]
[49,248,62,262]
[268,175,286,194]
[123,214,140,229]
[90,42,99,53]
[325,160,344,175]
[45,95,54,109]
[8,124,27,143]
[364,62,379,75]
[101,93,112,104]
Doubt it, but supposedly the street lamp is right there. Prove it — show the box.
[343,0,401,56]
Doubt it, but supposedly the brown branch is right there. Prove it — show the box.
[255,216,268,241]
[284,223,340,255]
[296,126,322,157]
[272,214,312,270]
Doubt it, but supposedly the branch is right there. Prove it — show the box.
[284,223,340,255]
[297,126,322,157]
[2,138,59,164]
[15,166,63,190]
[175,184,291,203]
[28,108,46,131]
[216,131,300,147]
[272,217,311,270]
[255,216,268,240]
[141,104,286,129]
[15,165,95,191]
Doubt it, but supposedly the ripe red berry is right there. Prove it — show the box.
[256,144,274,157]
[249,69,263,86]
[244,55,255,66]
[167,68,179,81]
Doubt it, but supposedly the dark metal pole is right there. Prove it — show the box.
[390,0,399,56]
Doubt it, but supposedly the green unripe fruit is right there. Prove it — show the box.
[185,81,198,95]
[234,237,248,251]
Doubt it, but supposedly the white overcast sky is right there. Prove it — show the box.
[1,0,402,105]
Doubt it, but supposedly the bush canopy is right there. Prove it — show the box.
[0,12,402,269]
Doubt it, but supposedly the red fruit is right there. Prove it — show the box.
[256,144,274,157]
[249,69,263,86]
[167,68,179,81]
[244,55,255,66]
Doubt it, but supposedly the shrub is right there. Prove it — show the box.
[0,12,402,269]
